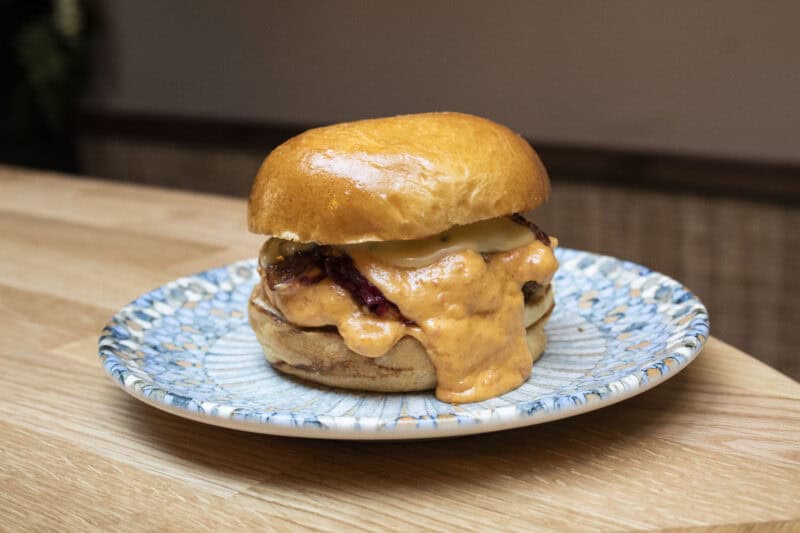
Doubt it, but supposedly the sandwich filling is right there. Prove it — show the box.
[255,215,559,403]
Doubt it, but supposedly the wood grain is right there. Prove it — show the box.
[1,166,798,531]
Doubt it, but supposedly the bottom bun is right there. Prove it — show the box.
[248,286,554,394]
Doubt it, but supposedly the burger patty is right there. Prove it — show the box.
[522,280,548,304]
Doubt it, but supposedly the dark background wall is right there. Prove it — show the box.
[87,1,800,163]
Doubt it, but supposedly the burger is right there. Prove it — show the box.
[247,112,558,403]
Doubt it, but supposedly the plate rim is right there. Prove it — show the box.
[107,355,697,440]
[98,248,709,440]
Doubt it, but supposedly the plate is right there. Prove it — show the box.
[99,248,708,440]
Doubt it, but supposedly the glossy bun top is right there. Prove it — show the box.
[248,112,550,244]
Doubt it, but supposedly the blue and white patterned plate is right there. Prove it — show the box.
[99,248,708,440]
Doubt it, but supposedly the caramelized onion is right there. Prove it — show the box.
[261,243,413,324]
[509,213,551,247]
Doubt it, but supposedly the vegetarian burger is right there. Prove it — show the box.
[247,112,558,403]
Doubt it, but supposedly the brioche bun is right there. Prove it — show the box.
[248,112,550,244]
[248,285,554,393]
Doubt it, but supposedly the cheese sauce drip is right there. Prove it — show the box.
[262,217,559,403]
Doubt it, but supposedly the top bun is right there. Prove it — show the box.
[248,112,550,244]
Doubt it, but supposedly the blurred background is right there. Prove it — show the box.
[3,1,798,378]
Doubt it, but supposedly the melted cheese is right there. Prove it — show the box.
[263,228,559,403]
[341,216,536,268]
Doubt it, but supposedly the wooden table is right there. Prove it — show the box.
[1,166,798,532]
